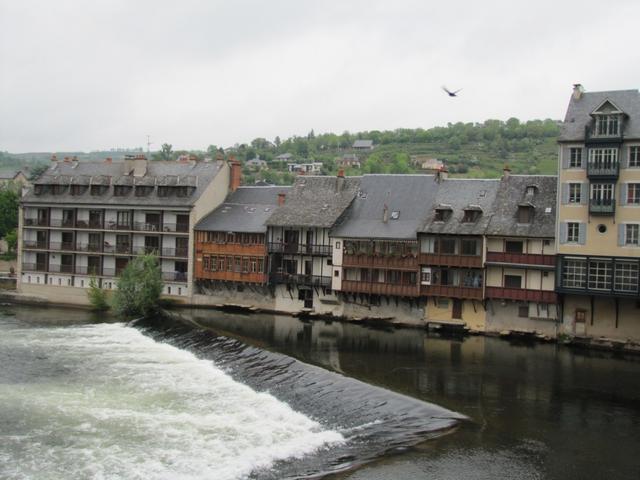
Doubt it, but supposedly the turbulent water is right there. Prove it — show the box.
[0,309,463,480]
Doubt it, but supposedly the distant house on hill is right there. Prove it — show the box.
[0,168,30,187]
[287,162,323,174]
[353,139,374,151]
[411,155,443,172]
[275,153,293,162]
[246,157,268,170]
[337,153,361,169]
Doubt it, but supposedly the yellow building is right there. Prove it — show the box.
[557,85,640,341]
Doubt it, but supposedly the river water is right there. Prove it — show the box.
[1,306,639,479]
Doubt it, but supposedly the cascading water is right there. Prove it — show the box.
[0,309,464,479]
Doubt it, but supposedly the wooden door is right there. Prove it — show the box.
[452,299,463,319]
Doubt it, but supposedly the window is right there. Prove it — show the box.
[461,239,478,256]
[334,270,340,277]
[591,183,614,205]
[114,186,131,196]
[569,148,582,168]
[562,259,587,288]
[588,148,618,168]
[437,298,449,309]
[627,184,640,204]
[588,260,612,290]
[614,262,639,293]
[517,206,533,224]
[569,183,582,204]
[434,208,451,222]
[420,267,432,285]
[518,305,529,318]
[626,224,639,246]
[594,114,619,136]
[116,211,131,228]
[630,146,640,168]
[567,222,580,243]
[504,275,522,289]
[462,209,481,223]
[505,241,523,253]
[438,239,456,254]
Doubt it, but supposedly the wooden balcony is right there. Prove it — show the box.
[419,253,483,268]
[420,284,483,300]
[340,280,420,297]
[342,254,418,270]
[268,242,331,256]
[197,242,266,256]
[195,270,268,284]
[485,286,558,303]
[486,251,555,267]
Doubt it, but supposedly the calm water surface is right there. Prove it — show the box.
[1,305,639,479]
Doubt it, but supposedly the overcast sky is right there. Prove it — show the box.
[1,0,639,153]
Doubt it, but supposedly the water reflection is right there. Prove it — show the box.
[181,309,640,480]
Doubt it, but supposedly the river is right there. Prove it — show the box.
[1,305,639,479]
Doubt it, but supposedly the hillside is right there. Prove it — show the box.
[2,117,561,184]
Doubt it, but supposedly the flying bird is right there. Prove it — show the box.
[442,86,462,97]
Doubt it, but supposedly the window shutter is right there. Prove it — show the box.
[578,223,587,245]
[619,183,627,206]
[618,223,626,246]
[621,146,629,169]
[580,148,585,169]
[559,222,568,244]
[580,183,588,205]
[561,183,569,204]
[562,148,569,169]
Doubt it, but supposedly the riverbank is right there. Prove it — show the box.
[2,288,639,357]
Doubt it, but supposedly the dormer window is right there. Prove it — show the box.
[595,114,619,136]
[135,186,154,197]
[90,185,108,196]
[517,204,534,224]
[434,206,452,222]
[70,185,88,195]
[526,185,538,197]
[34,184,47,195]
[462,207,482,223]
[157,186,172,197]
[113,185,132,197]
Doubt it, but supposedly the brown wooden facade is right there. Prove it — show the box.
[194,230,268,284]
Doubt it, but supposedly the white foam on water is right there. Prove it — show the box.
[0,323,344,480]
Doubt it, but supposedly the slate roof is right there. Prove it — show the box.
[0,168,26,180]
[485,175,557,238]
[22,160,223,207]
[195,186,291,233]
[353,139,373,148]
[559,89,640,141]
[420,179,500,235]
[266,175,361,228]
[330,175,438,240]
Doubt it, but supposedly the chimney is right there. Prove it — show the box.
[133,155,148,177]
[104,157,112,164]
[336,169,345,192]
[383,203,389,223]
[502,165,512,180]
[436,165,448,183]
[50,154,58,163]
[572,83,584,100]
[277,192,286,206]
[63,156,71,163]
[229,157,242,192]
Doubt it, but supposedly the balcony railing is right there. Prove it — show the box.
[270,273,331,287]
[342,254,418,270]
[160,247,189,258]
[268,242,332,256]
[420,284,484,300]
[587,161,619,178]
[196,270,268,284]
[22,240,49,250]
[485,286,557,303]
[48,264,75,274]
[419,253,483,268]
[589,198,616,215]
[584,126,623,145]
[22,263,49,272]
[162,271,188,282]
[340,280,420,297]
[486,251,555,267]
[24,218,49,227]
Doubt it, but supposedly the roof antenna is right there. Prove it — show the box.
[146,135,152,154]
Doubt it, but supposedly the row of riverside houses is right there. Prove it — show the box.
[16,85,640,343]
